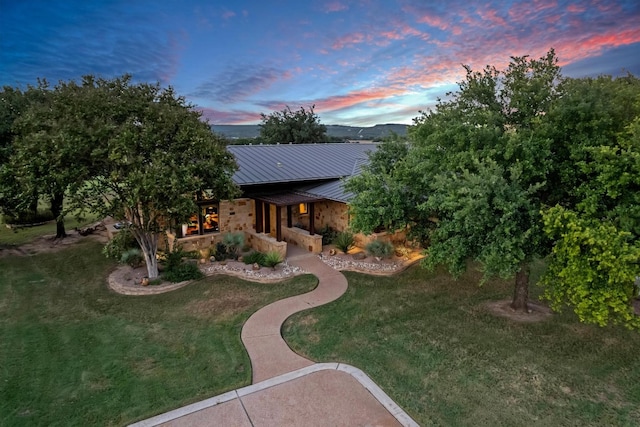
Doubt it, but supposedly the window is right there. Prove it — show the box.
[182,202,219,237]
[299,203,308,215]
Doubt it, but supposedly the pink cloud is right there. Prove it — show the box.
[477,8,507,26]
[324,1,348,13]
[417,13,449,31]
[332,32,370,49]
[566,4,586,13]
[198,107,260,125]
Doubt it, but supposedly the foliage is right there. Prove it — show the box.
[347,50,563,310]
[540,206,640,329]
[213,241,228,261]
[243,250,266,265]
[318,224,337,245]
[120,248,144,268]
[6,75,240,278]
[1,208,55,225]
[102,228,139,260]
[259,105,327,144]
[262,251,283,269]
[163,262,203,283]
[334,230,355,253]
[222,232,245,260]
[365,240,394,259]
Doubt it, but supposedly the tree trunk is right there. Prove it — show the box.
[136,231,159,279]
[50,191,66,239]
[511,263,530,312]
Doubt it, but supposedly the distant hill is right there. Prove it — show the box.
[212,123,408,140]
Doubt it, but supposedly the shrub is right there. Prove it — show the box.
[262,251,283,269]
[2,208,55,225]
[223,232,245,260]
[318,225,338,245]
[334,231,355,253]
[365,240,394,259]
[163,263,203,283]
[103,228,139,260]
[213,242,228,261]
[162,248,204,282]
[120,248,144,267]
[243,250,266,265]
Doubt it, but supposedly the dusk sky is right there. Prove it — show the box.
[1,1,639,126]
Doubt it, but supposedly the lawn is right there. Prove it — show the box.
[0,240,317,426]
[0,214,99,247]
[283,264,640,427]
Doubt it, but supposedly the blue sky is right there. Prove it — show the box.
[1,0,639,126]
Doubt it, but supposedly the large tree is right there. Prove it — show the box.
[66,76,239,279]
[10,80,100,238]
[348,50,562,311]
[259,105,327,143]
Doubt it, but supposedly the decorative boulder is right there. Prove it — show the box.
[252,263,260,271]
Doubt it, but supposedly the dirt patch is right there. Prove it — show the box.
[0,222,109,258]
[484,299,553,323]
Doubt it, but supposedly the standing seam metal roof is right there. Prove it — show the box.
[227,143,377,186]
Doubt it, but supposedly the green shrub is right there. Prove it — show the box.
[120,248,144,267]
[164,248,184,272]
[163,263,203,282]
[365,240,394,259]
[213,242,228,261]
[2,208,55,225]
[243,251,266,265]
[334,231,355,253]
[103,228,139,260]
[318,225,338,245]
[223,232,245,260]
[263,251,283,269]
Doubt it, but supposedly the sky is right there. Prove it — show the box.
[1,1,639,127]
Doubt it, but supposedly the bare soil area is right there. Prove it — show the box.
[484,299,554,323]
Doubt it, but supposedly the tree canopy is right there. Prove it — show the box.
[347,50,640,327]
[259,105,327,143]
[3,75,239,279]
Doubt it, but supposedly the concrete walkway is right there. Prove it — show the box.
[130,248,419,427]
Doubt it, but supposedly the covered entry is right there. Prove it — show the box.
[252,192,324,242]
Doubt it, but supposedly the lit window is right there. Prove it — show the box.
[299,203,308,214]
[182,202,219,237]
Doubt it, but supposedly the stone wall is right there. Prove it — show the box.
[245,230,287,259]
[313,200,350,231]
[220,198,254,233]
[282,226,323,253]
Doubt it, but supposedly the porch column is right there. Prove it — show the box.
[264,203,271,235]
[286,205,292,228]
[309,202,315,235]
[255,200,263,233]
[276,205,282,241]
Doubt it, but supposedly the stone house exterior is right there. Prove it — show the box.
[172,142,385,255]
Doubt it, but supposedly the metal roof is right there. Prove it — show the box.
[298,179,353,203]
[227,143,377,186]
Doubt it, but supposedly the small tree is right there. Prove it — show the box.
[259,105,327,144]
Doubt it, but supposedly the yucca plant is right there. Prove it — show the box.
[334,231,355,253]
[262,251,283,269]
[365,240,394,259]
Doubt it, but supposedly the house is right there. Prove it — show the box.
[170,142,383,256]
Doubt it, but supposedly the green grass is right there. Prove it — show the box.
[0,241,317,426]
[0,214,99,247]
[283,264,640,427]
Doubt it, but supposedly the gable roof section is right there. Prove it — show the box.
[227,143,376,186]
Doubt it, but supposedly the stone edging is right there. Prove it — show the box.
[318,253,424,276]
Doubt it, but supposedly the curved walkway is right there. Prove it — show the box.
[130,249,419,427]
